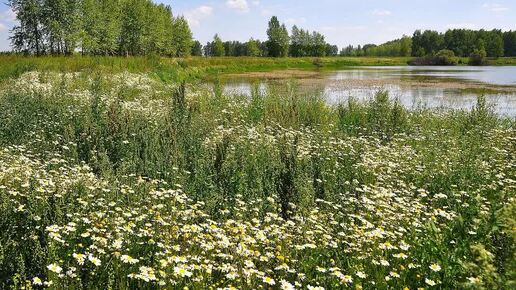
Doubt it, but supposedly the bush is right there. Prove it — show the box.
[469,49,487,66]
[408,49,457,65]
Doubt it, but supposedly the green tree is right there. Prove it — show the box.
[485,30,504,57]
[9,0,45,55]
[325,44,338,56]
[412,30,425,56]
[290,25,301,57]
[443,29,476,57]
[172,16,193,57]
[246,38,260,56]
[366,37,412,57]
[266,16,289,57]
[212,34,225,57]
[399,36,412,56]
[469,48,487,65]
[503,31,516,56]
[47,0,83,54]
[9,0,193,57]
[311,31,326,56]
[119,0,147,55]
[503,31,516,57]
[148,4,174,56]
[80,0,121,55]
[191,40,203,56]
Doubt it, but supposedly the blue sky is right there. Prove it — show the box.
[0,0,515,51]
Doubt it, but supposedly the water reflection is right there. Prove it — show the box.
[333,66,516,86]
[222,66,516,117]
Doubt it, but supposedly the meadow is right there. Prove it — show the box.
[2,55,516,83]
[0,59,515,289]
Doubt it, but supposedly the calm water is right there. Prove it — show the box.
[222,66,516,117]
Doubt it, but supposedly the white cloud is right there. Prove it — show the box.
[285,17,307,26]
[482,3,509,12]
[0,23,7,32]
[184,6,213,27]
[226,0,249,13]
[371,9,392,16]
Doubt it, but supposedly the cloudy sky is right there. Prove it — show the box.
[0,0,515,51]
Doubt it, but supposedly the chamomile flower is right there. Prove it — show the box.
[429,263,441,272]
[263,276,276,285]
[425,278,437,286]
[47,263,62,274]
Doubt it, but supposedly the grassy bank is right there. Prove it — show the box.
[486,57,516,65]
[2,55,516,83]
[0,70,514,289]
[0,56,410,82]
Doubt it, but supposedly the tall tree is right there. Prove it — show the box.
[290,25,301,57]
[485,30,504,57]
[119,0,147,55]
[212,34,225,57]
[503,31,516,57]
[9,0,45,55]
[81,0,121,55]
[41,0,81,54]
[191,40,203,56]
[147,4,174,56]
[246,38,261,56]
[412,30,424,56]
[311,31,326,56]
[172,16,193,57]
[266,16,289,57]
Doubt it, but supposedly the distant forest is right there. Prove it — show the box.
[343,29,516,58]
[7,0,516,58]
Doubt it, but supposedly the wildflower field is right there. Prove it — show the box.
[0,69,515,290]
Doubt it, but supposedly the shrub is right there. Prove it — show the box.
[408,49,457,65]
[469,49,487,66]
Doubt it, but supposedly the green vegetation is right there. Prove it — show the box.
[342,37,412,57]
[8,0,193,56]
[340,29,516,60]
[486,57,516,66]
[412,29,506,57]
[1,2,516,289]
[469,49,488,66]
[3,54,516,86]
[266,16,290,58]
[6,0,516,62]
[0,68,515,289]
[408,49,459,66]
[205,34,226,57]
[0,55,416,83]
[289,26,338,57]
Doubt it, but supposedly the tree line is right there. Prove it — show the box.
[201,17,338,57]
[8,2,516,60]
[340,29,516,58]
[8,6,339,58]
[340,37,412,57]
[9,0,193,56]
[411,29,509,57]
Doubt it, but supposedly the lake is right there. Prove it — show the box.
[222,66,516,117]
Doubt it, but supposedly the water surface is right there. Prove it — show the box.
[222,66,516,117]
